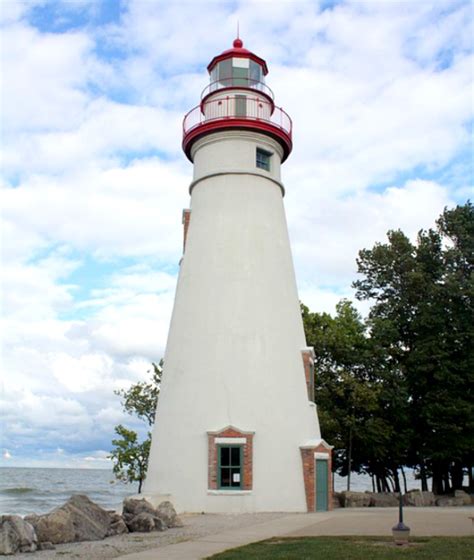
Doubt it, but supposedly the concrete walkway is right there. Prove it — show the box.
[118,506,474,560]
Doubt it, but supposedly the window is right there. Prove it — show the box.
[217,59,232,86]
[256,148,272,171]
[235,94,247,117]
[218,445,242,489]
[249,61,262,86]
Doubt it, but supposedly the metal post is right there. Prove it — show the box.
[392,491,410,545]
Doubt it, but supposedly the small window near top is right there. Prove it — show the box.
[256,148,272,171]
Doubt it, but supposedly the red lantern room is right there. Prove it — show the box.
[182,38,292,163]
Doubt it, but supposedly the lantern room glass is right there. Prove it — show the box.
[212,58,265,91]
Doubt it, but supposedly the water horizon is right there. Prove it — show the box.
[0,465,427,517]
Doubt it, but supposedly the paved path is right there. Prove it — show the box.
[118,506,474,560]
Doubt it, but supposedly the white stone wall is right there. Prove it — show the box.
[144,129,321,512]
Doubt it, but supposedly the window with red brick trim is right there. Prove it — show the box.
[207,426,254,491]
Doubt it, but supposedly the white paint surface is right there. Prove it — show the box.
[145,127,322,512]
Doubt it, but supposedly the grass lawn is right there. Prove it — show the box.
[206,536,474,560]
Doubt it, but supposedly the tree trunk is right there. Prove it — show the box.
[376,474,382,493]
[387,473,395,492]
[468,463,473,493]
[392,468,401,493]
[420,462,428,492]
[443,470,451,494]
[401,466,408,493]
[371,474,375,493]
[450,461,464,490]
[432,461,444,495]
[347,425,352,492]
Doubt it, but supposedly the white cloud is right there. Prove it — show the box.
[291,179,454,291]
[1,23,95,133]
[0,0,471,466]
[2,159,189,260]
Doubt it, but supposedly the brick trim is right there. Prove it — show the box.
[207,426,254,490]
[182,209,191,252]
[301,348,315,401]
[300,443,333,512]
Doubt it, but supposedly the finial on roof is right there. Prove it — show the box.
[233,21,243,48]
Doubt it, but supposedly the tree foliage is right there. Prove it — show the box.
[303,202,473,494]
[110,425,151,494]
[302,300,408,492]
[114,361,162,427]
[352,202,473,493]
[109,361,162,492]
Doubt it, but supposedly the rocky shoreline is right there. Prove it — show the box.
[0,495,182,556]
[333,489,473,508]
[1,490,473,556]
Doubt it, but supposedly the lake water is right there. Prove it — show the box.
[0,468,136,516]
[0,467,424,516]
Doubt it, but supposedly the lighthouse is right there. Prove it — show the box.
[144,38,332,513]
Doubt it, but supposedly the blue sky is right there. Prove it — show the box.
[1,0,472,469]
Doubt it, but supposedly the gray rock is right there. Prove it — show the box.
[453,490,472,506]
[25,509,75,545]
[126,512,166,533]
[340,491,372,507]
[369,492,399,507]
[37,542,55,550]
[107,513,128,536]
[122,498,157,522]
[435,495,466,507]
[26,494,112,544]
[156,501,183,528]
[0,515,37,555]
[403,490,435,507]
[332,492,342,508]
[62,494,111,541]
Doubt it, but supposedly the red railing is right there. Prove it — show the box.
[183,96,292,139]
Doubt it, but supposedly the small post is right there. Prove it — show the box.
[392,491,410,545]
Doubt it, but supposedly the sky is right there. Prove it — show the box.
[1,0,472,469]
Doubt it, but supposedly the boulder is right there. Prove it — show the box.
[107,513,128,536]
[122,498,157,522]
[0,515,37,555]
[126,512,166,533]
[339,491,372,508]
[435,495,466,507]
[332,492,342,508]
[156,501,183,528]
[369,492,399,507]
[61,494,111,541]
[26,494,112,544]
[25,509,75,545]
[403,490,435,507]
[122,497,168,532]
[454,490,472,506]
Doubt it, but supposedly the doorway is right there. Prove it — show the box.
[315,459,329,511]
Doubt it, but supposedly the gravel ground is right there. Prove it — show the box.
[13,512,287,559]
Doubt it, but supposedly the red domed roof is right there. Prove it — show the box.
[207,38,269,76]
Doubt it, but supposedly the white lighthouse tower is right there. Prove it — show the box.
[144,38,332,513]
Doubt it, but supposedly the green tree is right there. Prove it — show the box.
[302,300,405,492]
[110,425,151,493]
[115,361,162,426]
[109,361,162,492]
[353,202,474,494]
